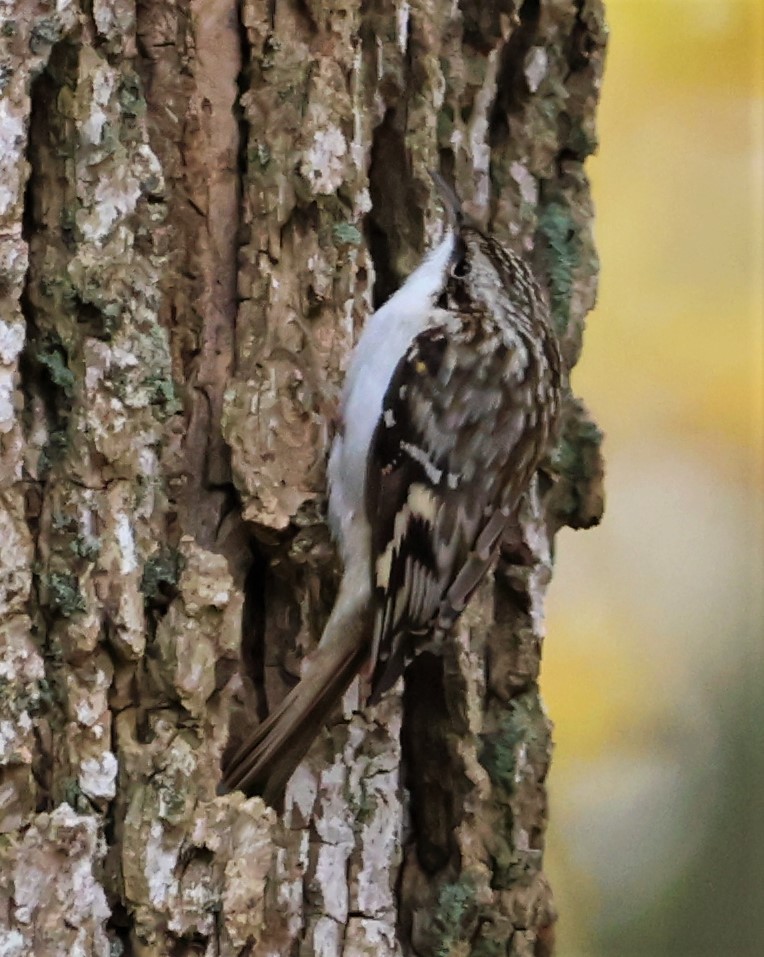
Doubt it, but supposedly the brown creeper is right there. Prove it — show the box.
[222,192,562,804]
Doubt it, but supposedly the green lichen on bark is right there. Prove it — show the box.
[479,691,552,894]
[550,395,606,529]
[536,199,582,335]
[69,534,100,561]
[433,875,480,957]
[35,342,75,396]
[332,222,363,246]
[482,692,551,795]
[41,571,85,617]
[140,548,183,601]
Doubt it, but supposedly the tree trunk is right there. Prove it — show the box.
[0,1,605,955]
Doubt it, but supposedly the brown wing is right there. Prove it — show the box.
[365,312,546,699]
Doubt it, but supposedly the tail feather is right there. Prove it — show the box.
[221,638,368,806]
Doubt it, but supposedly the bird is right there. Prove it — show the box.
[221,183,562,805]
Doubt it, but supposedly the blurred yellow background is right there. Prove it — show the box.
[543,2,764,955]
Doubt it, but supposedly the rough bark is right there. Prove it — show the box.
[0,1,605,955]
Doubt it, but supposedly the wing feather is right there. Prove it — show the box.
[365,312,544,699]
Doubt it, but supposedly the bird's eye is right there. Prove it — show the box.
[451,258,470,279]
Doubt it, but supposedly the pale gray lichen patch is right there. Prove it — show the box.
[0,712,32,763]
[0,498,33,616]
[145,818,182,909]
[0,366,17,433]
[78,751,118,801]
[353,763,401,917]
[0,314,25,434]
[510,162,539,210]
[92,0,136,45]
[0,615,45,788]
[315,842,351,923]
[0,99,25,217]
[309,915,344,955]
[11,805,111,954]
[0,927,25,957]
[0,319,25,365]
[524,47,549,94]
[114,511,137,575]
[301,124,348,195]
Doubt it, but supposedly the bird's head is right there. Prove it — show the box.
[431,170,545,327]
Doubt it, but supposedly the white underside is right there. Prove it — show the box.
[326,231,456,590]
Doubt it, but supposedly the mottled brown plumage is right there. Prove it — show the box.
[366,227,560,697]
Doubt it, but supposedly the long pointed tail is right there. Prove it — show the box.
[220,630,368,806]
